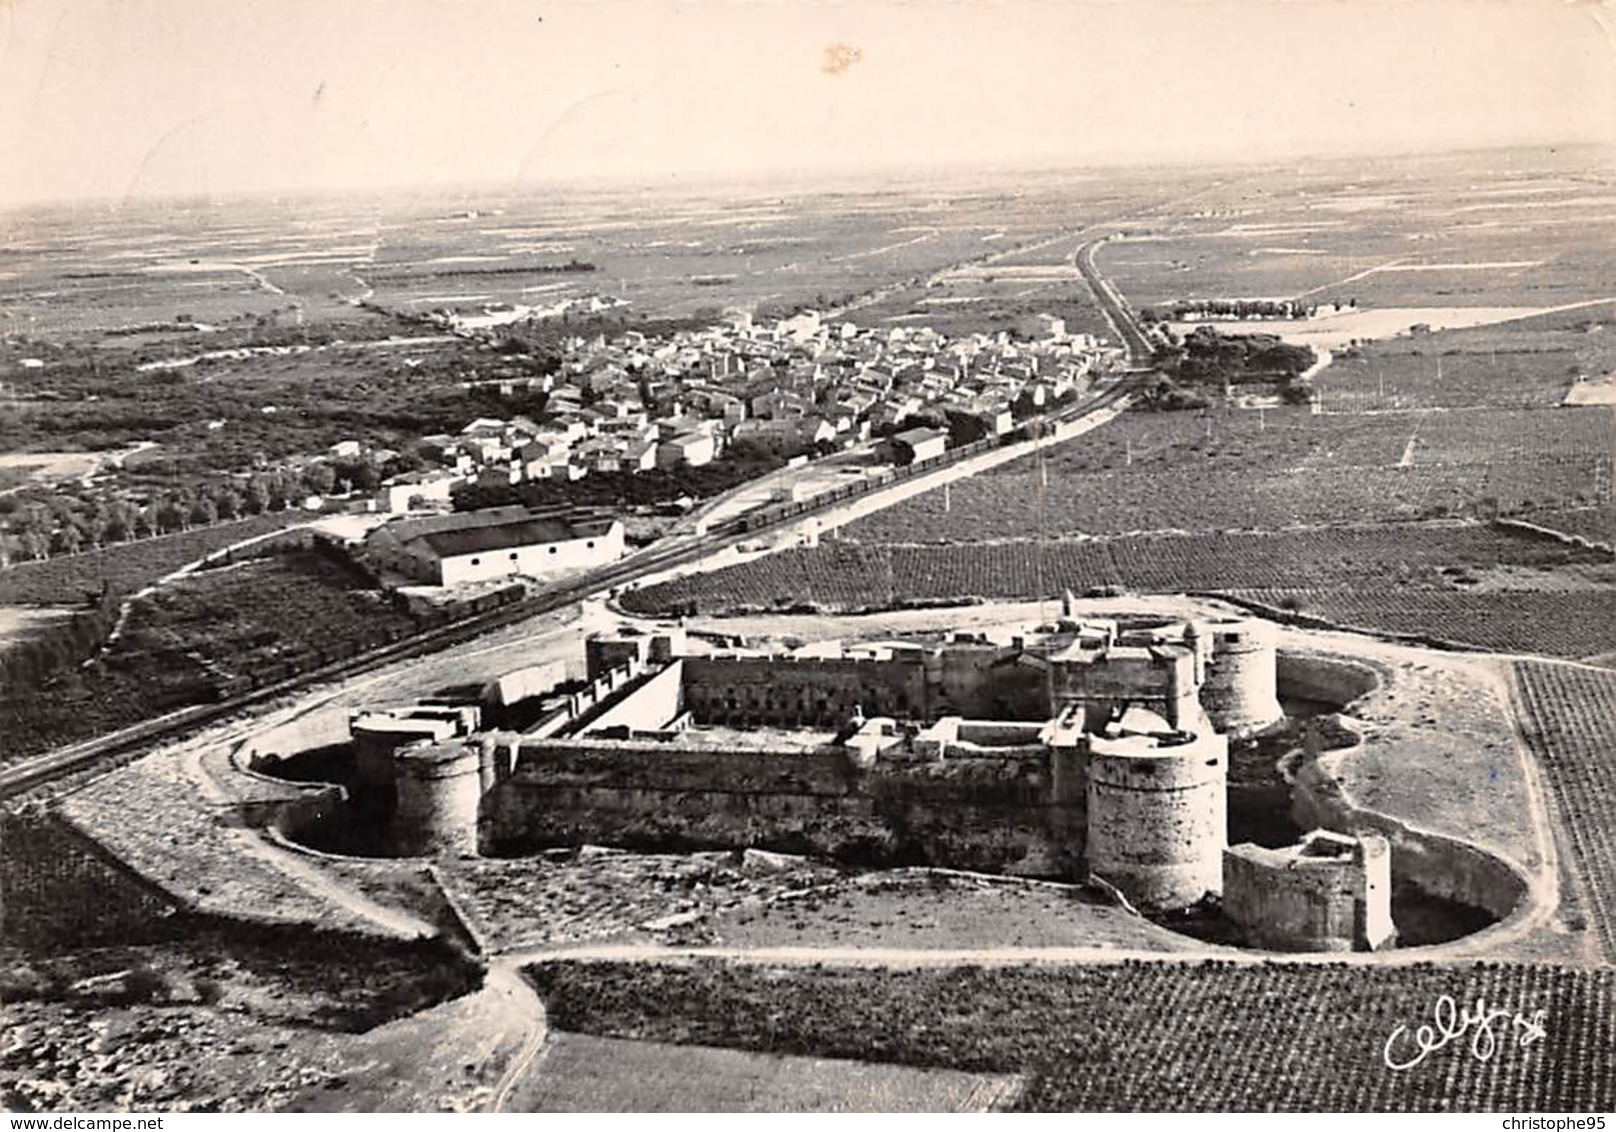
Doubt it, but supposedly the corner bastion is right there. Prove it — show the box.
[1085,727,1228,909]
[1193,617,1284,737]
[392,739,484,857]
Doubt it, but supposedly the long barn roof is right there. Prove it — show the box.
[411,512,617,559]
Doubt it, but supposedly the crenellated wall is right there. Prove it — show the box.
[578,660,687,735]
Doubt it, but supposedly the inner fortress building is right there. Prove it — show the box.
[328,603,1394,950]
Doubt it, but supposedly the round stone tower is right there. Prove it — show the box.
[390,740,483,856]
[1084,729,1228,909]
[1197,618,1283,737]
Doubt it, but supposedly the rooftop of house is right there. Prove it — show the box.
[891,425,948,446]
[380,505,616,553]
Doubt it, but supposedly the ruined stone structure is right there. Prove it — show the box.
[1222,830,1395,952]
[585,626,687,681]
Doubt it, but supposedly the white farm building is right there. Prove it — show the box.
[366,505,624,587]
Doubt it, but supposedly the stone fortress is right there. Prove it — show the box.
[332,599,1398,953]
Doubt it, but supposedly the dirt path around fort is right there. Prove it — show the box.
[183,725,437,938]
[488,963,552,1112]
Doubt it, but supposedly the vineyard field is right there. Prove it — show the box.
[1512,662,1616,961]
[116,550,419,692]
[1226,590,1616,659]
[1316,345,1578,412]
[510,1031,1021,1113]
[0,513,306,607]
[527,959,1616,1111]
[0,550,418,764]
[624,525,1615,649]
[841,406,1614,540]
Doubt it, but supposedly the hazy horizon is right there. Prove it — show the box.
[3,139,1612,218]
[1,0,1612,209]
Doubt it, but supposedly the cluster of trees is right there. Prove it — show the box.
[1153,325,1315,390]
[1014,387,1082,420]
[754,292,862,323]
[1136,374,1213,412]
[0,458,378,564]
[868,390,1084,449]
[0,324,565,470]
[871,408,998,450]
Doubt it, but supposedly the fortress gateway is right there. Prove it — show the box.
[341,609,1393,949]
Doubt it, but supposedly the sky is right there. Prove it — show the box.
[0,0,1612,204]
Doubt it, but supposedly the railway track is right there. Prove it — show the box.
[0,373,1141,804]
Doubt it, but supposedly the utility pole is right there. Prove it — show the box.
[1036,441,1048,627]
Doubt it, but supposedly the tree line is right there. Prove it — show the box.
[1142,298,1349,322]
[0,459,381,566]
